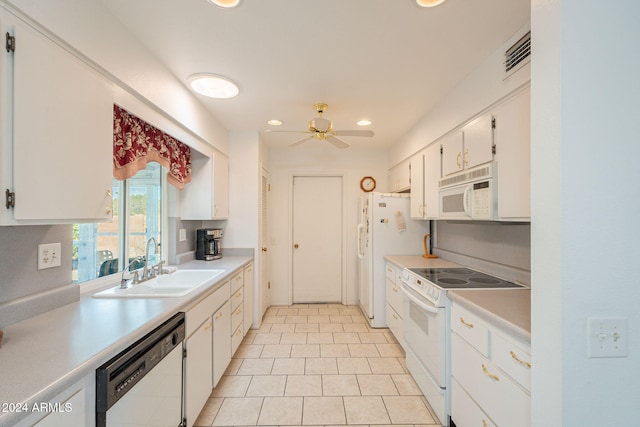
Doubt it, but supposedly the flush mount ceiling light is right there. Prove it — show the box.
[357,119,372,126]
[416,0,446,7]
[207,0,241,8]
[187,73,239,99]
[267,119,283,126]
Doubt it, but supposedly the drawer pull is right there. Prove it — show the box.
[482,420,488,427]
[236,292,242,298]
[215,311,223,320]
[393,313,398,320]
[459,317,474,328]
[481,364,500,381]
[510,351,532,368]
[392,286,398,293]
[204,321,213,331]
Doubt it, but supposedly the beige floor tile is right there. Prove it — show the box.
[272,358,306,375]
[193,397,223,426]
[376,343,405,357]
[307,314,331,323]
[257,396,303,426]
[330,315,354,323]
[348,343,380,357]
[297,307,319,315]
[224,357,242,375]
[351,315,368,323]
[322,374,360,396]
[242,332,256,344]
[277,307,299,316]
[337,357,372,374]
[212,375,251,397]
[341,323,369,333]
[263,315,286,324]
[235,344,264,358]
[358,332,389,344]
[265,306,279,316]
[285,374,322,396]
[305,357,338,375]
[339,307,362,316]
[318,307,340,315]
[290,344,320,358]
[212,397,263,426]
[261,344,292,358]
[253,334,282,345]
[319,323,344,333]
[367,357,406,374]
[344,396,390,425]
[295,323,320,333]
[302,397,346,425]
[280,332,308,344]
[391,374,423,395]
[285,315,308,324]
[237,358,275,375]
[383,395,436,424]
[333,332,361,344]
[246,375,287,397]
[383,331,399,344]
[257,323,273,332]
[269,323,296,333]
[306,332,334,344]
[320,344,351,358]
[356,374,399,396]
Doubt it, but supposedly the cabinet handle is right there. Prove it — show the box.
[247,267,253,272]
[510,351,532,368]
[459,317,474,328]
[236,292,242,298]
[106,207,112,215]
[463,148,469,166]
[235,328,243,336]
[456,152,462,169]
[393,313,398,320]
[215,311,223,320]
[482,420,488,427]
[204,321,213,331]
[481,364,500,382]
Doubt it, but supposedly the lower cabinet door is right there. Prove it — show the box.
[185,319,213,427]
[451,378,496,427]
[212,301,232,387]
[385,302,404,349]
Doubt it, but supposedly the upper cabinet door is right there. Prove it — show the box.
[10,15,113,222]
[441,130,464,177]
[462,114,494,170]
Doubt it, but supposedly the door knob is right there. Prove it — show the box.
[262,247,268,252]
[294,243,299,249]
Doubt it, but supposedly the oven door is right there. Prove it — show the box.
[401,283,446,387]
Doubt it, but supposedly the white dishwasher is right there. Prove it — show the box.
[96,312,185,427]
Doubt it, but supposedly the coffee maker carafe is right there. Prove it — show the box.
[196,228,223,260]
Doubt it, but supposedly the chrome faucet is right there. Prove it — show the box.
[142,237,158,280]
[120,256,143,289]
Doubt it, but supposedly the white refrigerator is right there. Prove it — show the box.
[357,192,429,328]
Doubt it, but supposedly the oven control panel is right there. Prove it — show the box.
[401,270,442,306]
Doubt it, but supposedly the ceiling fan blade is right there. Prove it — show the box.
[266,130,311,134]
[289,136,314,147]
[333,130,375,137]
[326,135,350,149]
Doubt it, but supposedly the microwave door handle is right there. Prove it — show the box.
[357,223,365,259]
[463,184,472,218]
[400,283,439,314]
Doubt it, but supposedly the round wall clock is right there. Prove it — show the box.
[360,176,376,192]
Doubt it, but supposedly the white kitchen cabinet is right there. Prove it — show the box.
[388,158,411,192]
[412,143,441,219]
[384,261,405,349]
[409,150,426,219]
[212,300,231,387]
[441,115,494,178]
[243,263,254,334]
[0,10,113,225]
[450,301,531,427]
[441,130,465,177]
[185,318,213,427]
[181,150,229,220]
[494,86,531,221]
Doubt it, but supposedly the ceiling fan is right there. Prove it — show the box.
[268,103,374,149]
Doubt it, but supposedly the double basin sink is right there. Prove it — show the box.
[93,269,225,298]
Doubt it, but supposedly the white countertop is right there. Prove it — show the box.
[0,256,252,427]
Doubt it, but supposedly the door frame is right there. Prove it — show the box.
[288,172,347,305]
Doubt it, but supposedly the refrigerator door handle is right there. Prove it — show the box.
[357,223,365,259]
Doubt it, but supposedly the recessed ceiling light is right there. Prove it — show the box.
[208,0,241,8]
[357,120,372,126]
[267,119,283,126]
[187,73,239,99]
[416,0,446,7]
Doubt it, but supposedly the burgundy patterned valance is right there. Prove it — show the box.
[113,105,192,189]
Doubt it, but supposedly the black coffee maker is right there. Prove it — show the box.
[196,228,223,260]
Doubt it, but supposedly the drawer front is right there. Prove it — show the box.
[231,271,244,293]
[231,287,243,311]
[232,322,244,354]
[451,303,490,356]
[452,333,530,427]
[186,281,231,337]
[492,331,532,392]
[231,303,243,332]
[386,277,403,313]
[451,378,497,427]
[385,263,397,282]
[385,303,404,349]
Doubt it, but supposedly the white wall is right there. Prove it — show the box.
[267,146,389,306]
[531,1,640,425]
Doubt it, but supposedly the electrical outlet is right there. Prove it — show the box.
[179,228,187,242]
[38,243,61,270]
[587,317,628,358]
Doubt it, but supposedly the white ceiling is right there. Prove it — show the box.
[98,0,530,149]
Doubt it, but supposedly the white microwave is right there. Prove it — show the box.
[438,163,497,220]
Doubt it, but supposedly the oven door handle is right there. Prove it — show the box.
[400,283,439,314]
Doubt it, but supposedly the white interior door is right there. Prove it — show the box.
[260,167,271,317]
[292,176,343,303]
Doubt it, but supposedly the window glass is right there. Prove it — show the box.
[127,162,162,268]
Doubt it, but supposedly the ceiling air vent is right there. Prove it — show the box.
[505,31,531,74]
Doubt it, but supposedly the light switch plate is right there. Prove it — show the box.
[38,243,61,270]
[179,228,187,242]
[587,317,628,358]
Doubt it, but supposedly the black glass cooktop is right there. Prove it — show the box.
[408,267,525,289]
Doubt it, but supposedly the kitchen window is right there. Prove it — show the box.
[72,162,164,283]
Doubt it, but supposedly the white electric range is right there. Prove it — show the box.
[400,267,527,426]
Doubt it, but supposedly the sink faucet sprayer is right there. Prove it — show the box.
[119,237,165,288]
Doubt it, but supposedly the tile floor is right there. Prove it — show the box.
[194,304,442,427]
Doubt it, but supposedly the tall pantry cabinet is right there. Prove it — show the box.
[0,9,113,225]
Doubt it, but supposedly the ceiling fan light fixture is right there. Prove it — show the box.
[207,0,241,8]
[267,119,283,126]
[357,119,372,126]
[416,0,446,7]
[187,73,239,99]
